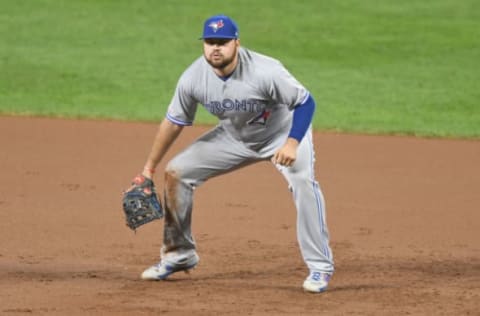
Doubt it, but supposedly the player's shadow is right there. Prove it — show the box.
[187,256,480,293]
[189,268,395,294]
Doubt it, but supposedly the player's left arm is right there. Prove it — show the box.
[272,94,315,166]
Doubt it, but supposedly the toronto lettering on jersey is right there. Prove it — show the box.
[203,98,267,115]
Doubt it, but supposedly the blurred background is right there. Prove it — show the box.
[1,0,479,137]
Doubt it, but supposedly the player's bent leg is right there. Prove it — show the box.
[142,126,259,280]
[162,167,197,253]
[161,126,258,254]
[290,175,334,291]
[273,130,334,291]
[139,159,199,281]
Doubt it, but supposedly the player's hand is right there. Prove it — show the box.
[124,167,154,194]
[272,138,299,167]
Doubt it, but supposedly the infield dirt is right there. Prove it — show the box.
[0,116,478,315]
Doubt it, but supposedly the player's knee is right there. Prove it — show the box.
[165,160,202,188]
[164,166,181,185]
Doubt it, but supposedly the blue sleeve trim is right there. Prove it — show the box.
[166,113,193,126]
[288,94,315,142]
[299,92,310,105]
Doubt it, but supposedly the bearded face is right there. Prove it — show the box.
[203,39,239,71]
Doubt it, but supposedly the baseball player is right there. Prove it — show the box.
[135,14,334,293]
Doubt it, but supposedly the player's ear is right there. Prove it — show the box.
[235,39,240,47]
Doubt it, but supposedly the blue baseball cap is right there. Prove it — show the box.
[200,15,239,39]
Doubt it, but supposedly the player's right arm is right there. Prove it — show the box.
[142,119,184,179]
[141,61,200,178]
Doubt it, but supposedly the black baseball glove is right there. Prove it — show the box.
[122,174,163,231]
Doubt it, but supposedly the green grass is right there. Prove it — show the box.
[1,0,479,138]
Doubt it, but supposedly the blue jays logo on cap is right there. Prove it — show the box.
[200,14,239,39]
[208,20,224,33]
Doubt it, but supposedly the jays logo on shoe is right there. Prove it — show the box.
[208,20,224,33]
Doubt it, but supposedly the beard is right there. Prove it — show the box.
[204,48,237,70]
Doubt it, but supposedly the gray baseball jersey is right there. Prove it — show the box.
[160,47,334,275]
[167,47,309,147]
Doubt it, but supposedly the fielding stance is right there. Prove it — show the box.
[133,14,334,293]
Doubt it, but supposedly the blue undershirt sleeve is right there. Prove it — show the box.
[288,94,316,142]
